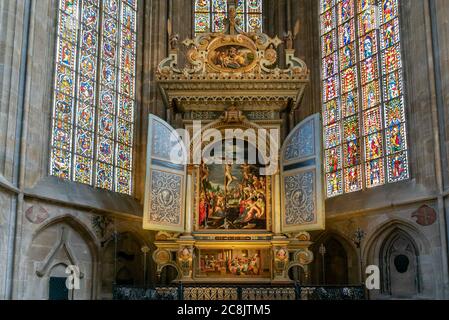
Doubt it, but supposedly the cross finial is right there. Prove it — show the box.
[227,0,237,35]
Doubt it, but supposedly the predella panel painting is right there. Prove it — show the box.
[197,249,270,279]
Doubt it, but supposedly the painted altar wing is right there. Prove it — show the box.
[280,114,325,232]
[143,115,187,232]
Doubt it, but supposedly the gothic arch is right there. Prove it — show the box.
[365,219,431,299]
[311,231,359,285]
[379,229,421,297]
[101,231,148,288]
[28,215,99,299]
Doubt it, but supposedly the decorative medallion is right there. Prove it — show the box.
[25,206,49,224]
[412,205,437,226]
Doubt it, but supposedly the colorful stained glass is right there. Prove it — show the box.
[101,63,117,88]
[247,14,262,33]
[383,70,402,101]
[344,116,359,141]
[76,103,94,129]
[381,44,402,74]
[338,0,355,25]
[362,81,380,109]
[118,96,134,121]
[359,31,377,60]
[339,20,355,48]
[82,2,99,28]
[96,162,113,189]
[380,0,398,24]
[58,39,76,69]
[58,11,79,43]
[321,0,335,14]
[361,57,378,85]
[363,106,382,135]
[97,136,114,164]
[121,3,136,31]
[116,168,132,194]
[342,90,359,118]
[322,31,336,57]
[55,65,75,96]
[51,148,72,180]
[74,155,93,185]
[387,151,409,182]
[98,111,115,139]
[341,67,357,94]
[344,139,360,168]
[51,0,137,195]
[53,92,74,123]
[121,49,135,75]
[322,52,338,79]
[339,43,356,70]
[380,18,400,50]
[321,8,335,35]
[325,123,342,149]
[325,146,342,173]
[116,144,132,170]
[344,166,362,193]
[366,158,385,188]
[117,118,133,145]
[323,99,341,126]
[386,123,407,155]
[196,0,210,12]
[75,128,94,157]
[213,13,227,32]
[194,0,262,34]
[323,76,339,102]
[78,76,96,104]
[100,89,116,114]
[344,139,360,167]
[365,133,383,160]
[321,0,409,196]
[358,7,376,36]
[384,97,405,128]
[80,53,97,79]
[326,171,343,197]
[195,13,210,33]
[52,119,72,150]
[358,0,376,12]
[103,15,118,40]
[60,0,79,15]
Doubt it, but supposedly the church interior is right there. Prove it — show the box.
[1,0,449,300]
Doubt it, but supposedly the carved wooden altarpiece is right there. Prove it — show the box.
[144,2,324,284]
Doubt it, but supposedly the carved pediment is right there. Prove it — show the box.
[156,2,310,113]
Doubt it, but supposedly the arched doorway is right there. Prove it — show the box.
[288,265,305,283]
[159,265,179,286]
[380,230,420,298]
[324,238,349,285]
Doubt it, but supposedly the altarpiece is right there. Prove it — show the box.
[143,2,325,284]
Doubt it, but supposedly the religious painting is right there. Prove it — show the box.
[197,249,270,278]
[208,45,256,71]
[198,162,268,230]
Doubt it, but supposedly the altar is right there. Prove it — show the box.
[143,3,325,284]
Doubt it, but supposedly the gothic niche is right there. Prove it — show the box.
[380,230,421,298]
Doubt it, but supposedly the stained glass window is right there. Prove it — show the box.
[51,0,137,195]
[321,0,409,198]
[194,0,263,35]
